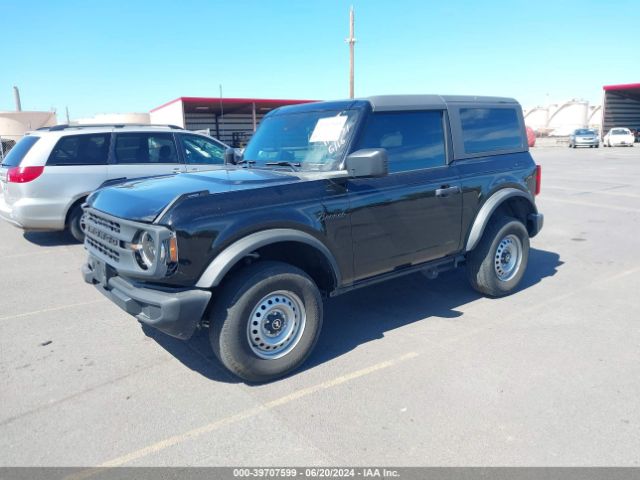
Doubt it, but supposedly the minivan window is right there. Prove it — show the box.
[48,134,110,166]
[181,134,225,165]
[460,108,522,154]
[355,111,446,173]
[1,135,40,167]
[115,133,178,164]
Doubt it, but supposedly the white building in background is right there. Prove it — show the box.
[0,110,57,141]
[524,99,602,136]
[73,112,150,125]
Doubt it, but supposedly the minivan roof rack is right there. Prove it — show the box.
[37,124,184,131]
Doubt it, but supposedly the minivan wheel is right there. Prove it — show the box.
[209,261,323,382]
[68,204,86,243]
[466,215,530,297]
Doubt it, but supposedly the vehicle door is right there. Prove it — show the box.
[177,133,227,172]
[108,132,186,181]
[37,133,111,224]
[347,110,463,281]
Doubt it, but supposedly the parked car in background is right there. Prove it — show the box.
[0,124,229,241]
[603,128,635,147]
[525,126,536,147]
[569,129,599,148]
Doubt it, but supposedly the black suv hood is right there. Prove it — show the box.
[88,168,301,222]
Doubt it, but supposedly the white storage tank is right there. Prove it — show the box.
[523,106,549,132]
[0,111,57,142]
[547,100,589,136]
[74,112,151,125]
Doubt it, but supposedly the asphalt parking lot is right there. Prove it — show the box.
[1,144,639,467]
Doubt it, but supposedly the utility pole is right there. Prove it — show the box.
[65,106,70,124]
[346,6,356,99]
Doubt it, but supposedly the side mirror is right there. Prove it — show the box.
[224,148,239,165]
[345,149,388,178]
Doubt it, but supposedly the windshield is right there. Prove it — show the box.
[611,128,630,135]
[243,109,361,171]
[575,129,594,135]
[1,135,39,167]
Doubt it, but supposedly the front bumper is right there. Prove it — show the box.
[574,139,599,146]
[82,258,211,339]
[527,212,544,237]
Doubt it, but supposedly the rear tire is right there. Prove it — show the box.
[209,261,323,382]
[68,204,86,243]
[466,216,530,297]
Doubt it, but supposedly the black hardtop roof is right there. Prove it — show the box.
[269,95,520,115]
[366,94,519,111]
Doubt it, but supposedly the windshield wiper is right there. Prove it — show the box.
[265,161,301,171]
[235,159,256,167]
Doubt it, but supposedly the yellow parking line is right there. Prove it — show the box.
[0,299,107,321]
[66,351,418,477]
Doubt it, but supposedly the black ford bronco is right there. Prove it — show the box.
[82,95,543,382]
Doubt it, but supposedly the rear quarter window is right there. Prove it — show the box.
[1,135,40,167]
[48,134,111,166]
[460,107,523,154]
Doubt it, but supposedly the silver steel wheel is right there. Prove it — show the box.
[247,290,306,360]
[494,234,523,282]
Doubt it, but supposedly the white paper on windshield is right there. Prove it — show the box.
[309,115,348,143]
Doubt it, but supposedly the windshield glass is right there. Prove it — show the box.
[575,129,594,135]
[611,128,630,135]
[243,109,361,171]
[1,135,39,167]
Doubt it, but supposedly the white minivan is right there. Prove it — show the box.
[0,124,229,241]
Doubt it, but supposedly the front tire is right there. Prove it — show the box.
[68,204,86,243]
[209,261,323,382]
[466,216,530,297]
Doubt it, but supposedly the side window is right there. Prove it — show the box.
[180,134,225,165]
[47,134,110,166]
[355,111,446,173]
[460,108,522,154]
[114,133,178,164]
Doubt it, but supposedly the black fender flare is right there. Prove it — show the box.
[465,188,537,251]
[195,228,341,288]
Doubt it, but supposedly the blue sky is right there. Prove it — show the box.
[2,0,637,119]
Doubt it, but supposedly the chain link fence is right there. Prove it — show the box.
[0,134,16,162]
[0,135,17,161]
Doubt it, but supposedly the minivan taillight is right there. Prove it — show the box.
[6,166,44,183]
[534,165,541,196]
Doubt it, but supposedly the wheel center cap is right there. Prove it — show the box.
[265,312,286,335]
[503,251,511,263]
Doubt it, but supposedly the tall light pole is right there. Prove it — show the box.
[346,6,356,99]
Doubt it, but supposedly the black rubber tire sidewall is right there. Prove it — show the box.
[68,204,85,243]
[209,261,323,383]
[466,216,530,297]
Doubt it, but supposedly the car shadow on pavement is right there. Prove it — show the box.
[303,248,563,372]
[143,248,562,383]
[141,325,241,383]
[23,231,79,246]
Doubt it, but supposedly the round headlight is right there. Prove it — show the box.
[139,231,156,268]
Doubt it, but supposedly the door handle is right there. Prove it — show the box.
[172,167,182,173]
[435,185,460,197]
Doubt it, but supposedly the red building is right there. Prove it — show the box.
[150,97,316,146]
